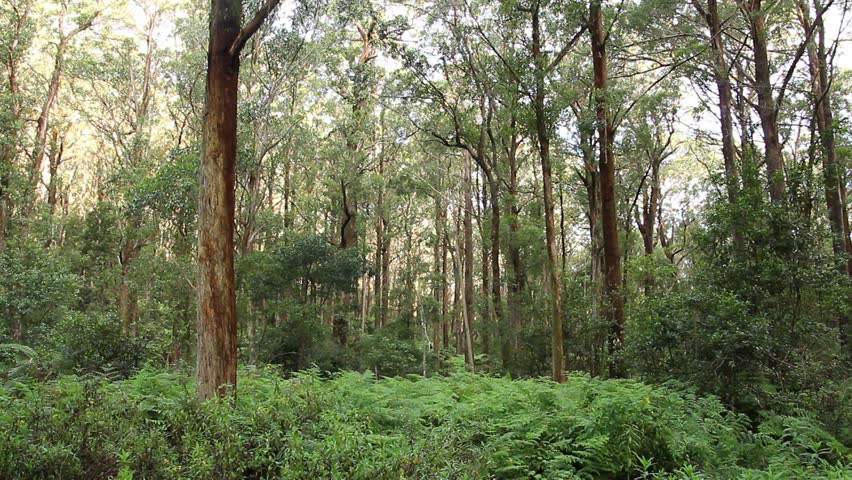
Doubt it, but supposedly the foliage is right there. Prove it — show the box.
[0,239,80,342]
[626,183,852,442]
[242,232,368,303]
[48,312,156,378]
[0,368,848,479]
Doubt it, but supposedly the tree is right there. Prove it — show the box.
[589,0,624,377]
[738,0,786,204]
[196,0,281,400]
[691,0,739,205]
[528,0,585,383]
[0,0,34,253]
[28,2,99,203]
[798,0,851,349]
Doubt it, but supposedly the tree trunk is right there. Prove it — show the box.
[505,129,526,364]
[636,150,661,294]
[119,240,139,334]
[451,220,464,354]
[433,195,444,357]
[580,116,604,376]
[360,273,370,333]
[196,0,280,400]
[30,37,68,195]
[381,218,391,326]
[197,1,241,400]
[477,177,490,355]
[740,0,786,203]
[442,230,450,350]
[373,152,388,330]
[532,1,565,383]
[463,152,476,369]
[29,8,97,200]
[374,195,384,330]
[591,0,625,378]
[799,0,850,349]
[46,128,64,214]
[488,175,506,369]
[694,0,739,204]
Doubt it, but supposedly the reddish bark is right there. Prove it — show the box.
[196,0,280,400]
[591,0,625,377]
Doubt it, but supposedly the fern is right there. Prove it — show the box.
[0,368,848,479]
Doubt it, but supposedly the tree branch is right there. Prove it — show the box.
[546,26,587,73]
[229,0,282,59]
[775,0,834,115]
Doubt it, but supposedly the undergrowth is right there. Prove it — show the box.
[0,367,848,479]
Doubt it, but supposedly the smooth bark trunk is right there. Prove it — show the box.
[740,0,786,203]
[196,0,280,400]
[591,0,625,378]
[532,1,565,383]
[463,152,476,369]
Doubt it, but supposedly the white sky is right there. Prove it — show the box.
[825,8,852,70]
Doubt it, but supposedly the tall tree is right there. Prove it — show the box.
[691,0,739,204]
[0,0,33,252]
[462,151,476,369]
[590,0,625,377]
[29,4,99,199]
[528,0,585,383]
[196,0,281,400]
[738,0,787,204]
[798,0,851,348]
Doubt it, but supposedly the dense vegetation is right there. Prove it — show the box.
[1,0,851,477]
[1,367,850,479]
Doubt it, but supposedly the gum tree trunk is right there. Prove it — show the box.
[462,152,476,369]
[196,0,280,400]
[740,0,786,203]
[591,0,625,378]
[532,0,565,383]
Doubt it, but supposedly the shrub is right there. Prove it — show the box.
[0,368,848,479]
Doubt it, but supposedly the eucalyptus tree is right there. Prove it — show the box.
[689,0,740,204]
[588,0,625,377]
[724,0,835,206]
[425,0,512,366]
[28,1,100,203]
[397,0,497,367]
[622,90,678,294]
[0,0,34,252]
[578,0,697,375]
[196,0,282,400]
[523,0,587,382]
[797,0,851,349]
[73,2,163,332]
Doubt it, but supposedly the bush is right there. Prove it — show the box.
[49,312,155,377]
[0,368,848,479]
[0,239,80,343]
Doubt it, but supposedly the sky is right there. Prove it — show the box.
[824,5,852,70]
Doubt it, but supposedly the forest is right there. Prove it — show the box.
[1,0,851,478]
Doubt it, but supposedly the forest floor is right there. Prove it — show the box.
[1,367,850,479]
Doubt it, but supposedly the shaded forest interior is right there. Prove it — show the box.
[1,0,851,478]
